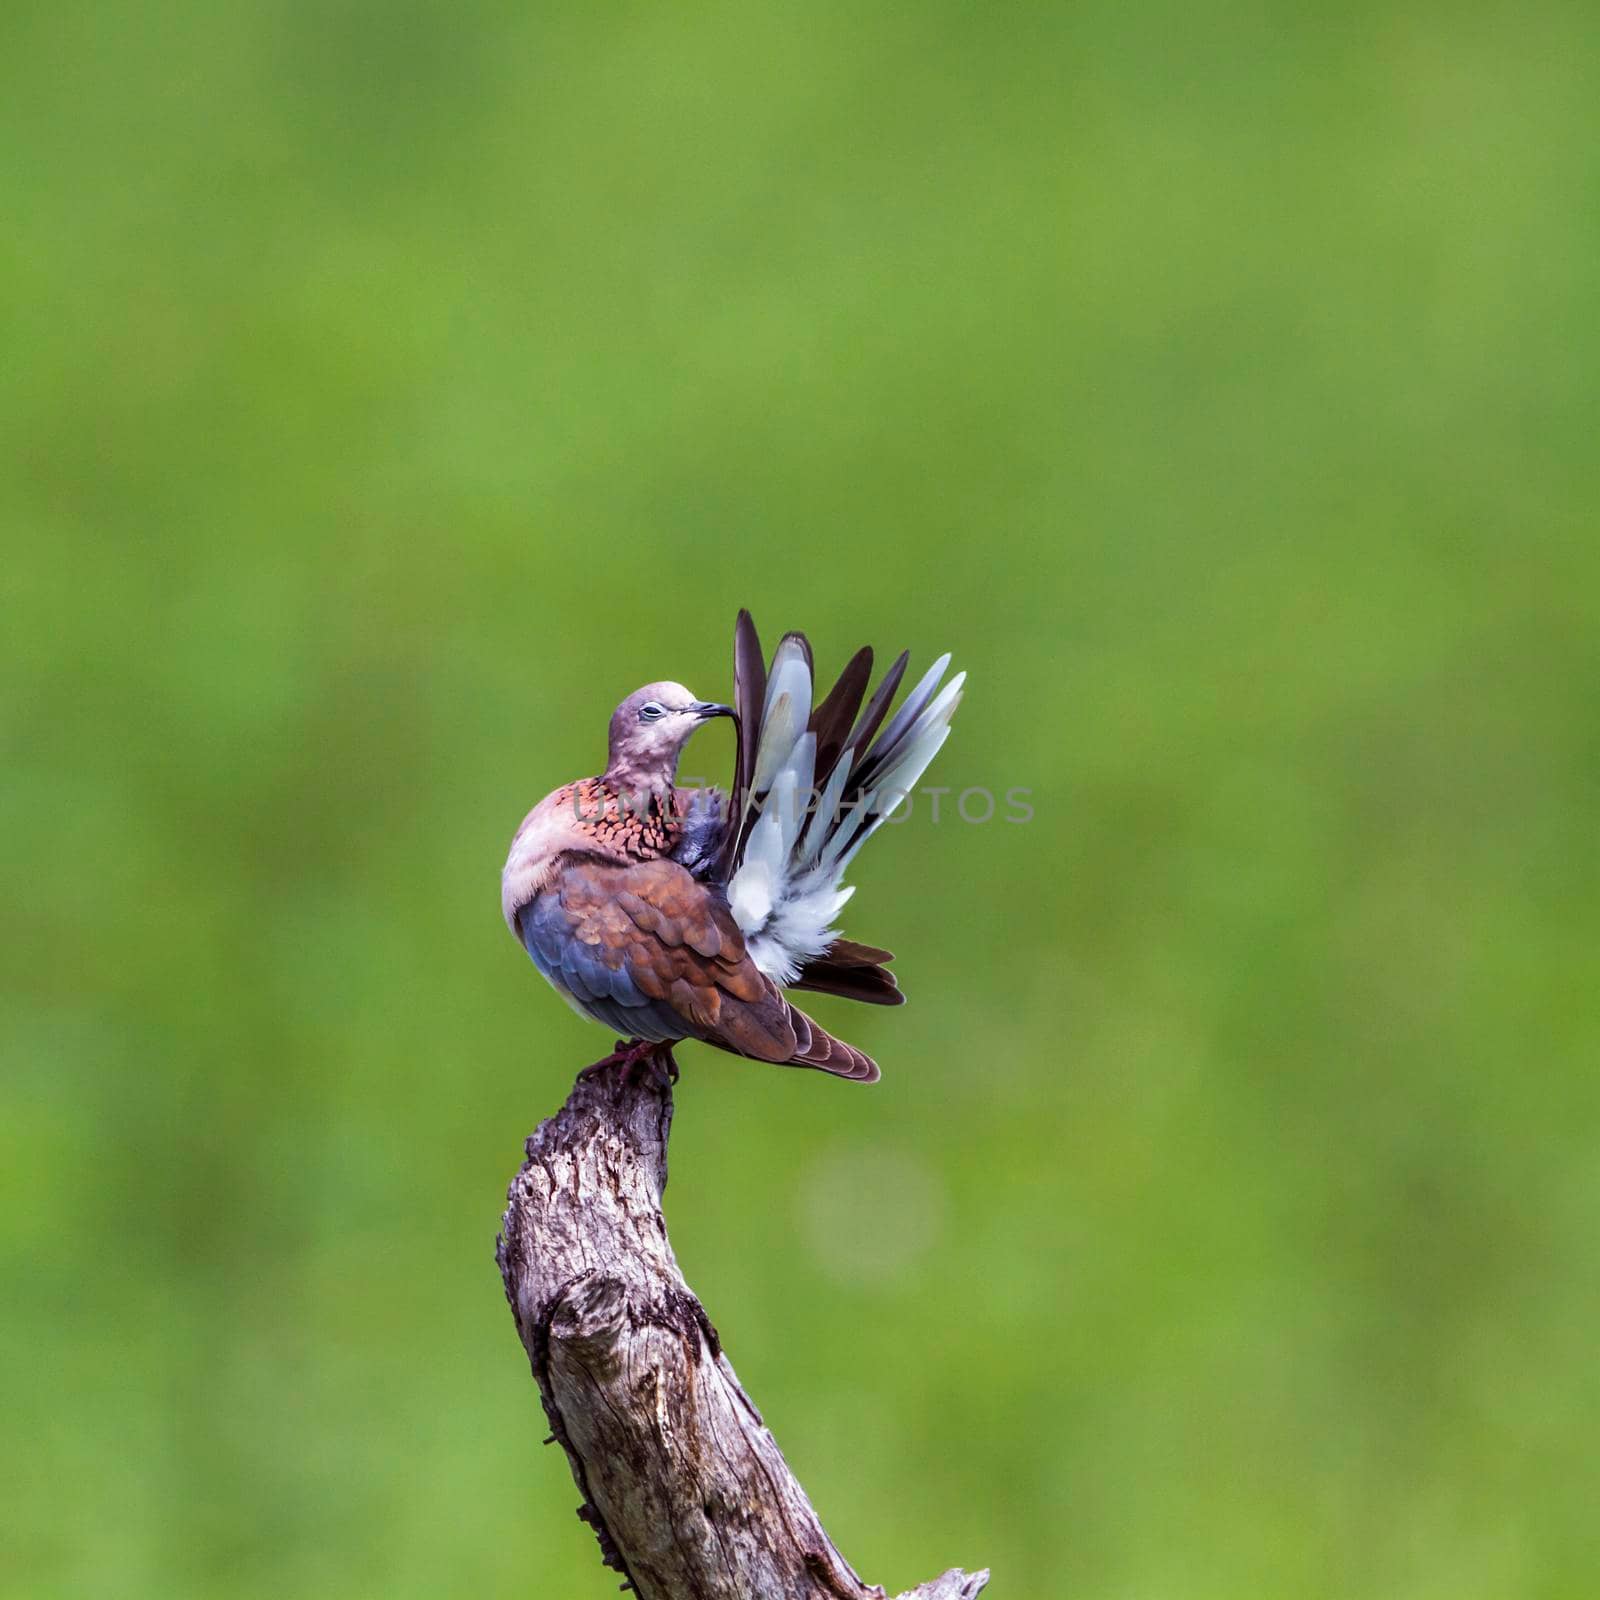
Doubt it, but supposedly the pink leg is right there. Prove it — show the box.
[578,1037,678,1084]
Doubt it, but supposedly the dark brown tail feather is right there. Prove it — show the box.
[846,649,910,767]
[808,646,874,794]
[790,963,903,1006]
[714,609,768,881]
[819,937,896,966]
[791,936,903,1007]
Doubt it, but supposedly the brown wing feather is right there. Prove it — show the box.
[561,857,879,1081]
[785,1007,878,1080]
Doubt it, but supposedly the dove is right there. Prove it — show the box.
[500,611,963,1083]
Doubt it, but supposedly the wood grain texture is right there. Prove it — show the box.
[497,1065,989,1600]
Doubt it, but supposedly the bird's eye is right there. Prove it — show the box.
[639,701,666,722]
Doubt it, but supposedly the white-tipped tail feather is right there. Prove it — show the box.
[727,640,963,984]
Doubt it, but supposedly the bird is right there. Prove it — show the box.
[500,610,963,1083]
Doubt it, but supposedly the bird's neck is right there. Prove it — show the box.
[601,754,679,805]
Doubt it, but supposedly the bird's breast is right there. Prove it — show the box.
[502,777,687,929]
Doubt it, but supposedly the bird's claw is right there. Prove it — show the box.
[578,1038,678,1089]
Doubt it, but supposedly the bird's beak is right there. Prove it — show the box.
[689,701,734,721]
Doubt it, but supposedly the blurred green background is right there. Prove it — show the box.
[5,2,1598,1596]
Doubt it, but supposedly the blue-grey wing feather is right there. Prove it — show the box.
[518,893,688,1042]
[671,787,730,879]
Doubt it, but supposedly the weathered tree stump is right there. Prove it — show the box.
[497,1062,989,1600]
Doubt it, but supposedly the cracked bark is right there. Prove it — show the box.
[496,1064,990,1600]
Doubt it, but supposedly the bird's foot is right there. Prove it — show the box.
[578,1037,673,1084]
[621,1039,679,1091]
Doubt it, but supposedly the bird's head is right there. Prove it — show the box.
[604,681,733,790]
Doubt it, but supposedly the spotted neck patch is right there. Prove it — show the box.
[562,778,682,861]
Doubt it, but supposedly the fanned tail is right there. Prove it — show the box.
[721,610,962,988]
